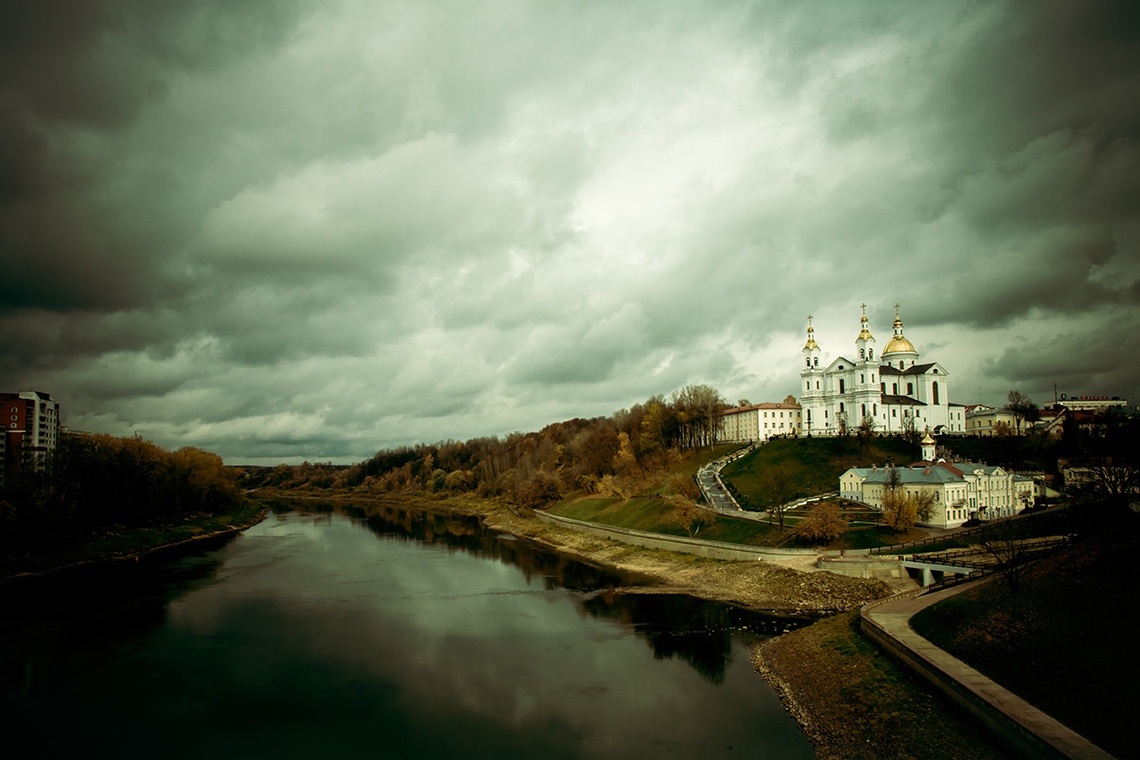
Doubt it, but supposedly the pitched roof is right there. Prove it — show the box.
[880,362,942,376]
[881,394,926,406]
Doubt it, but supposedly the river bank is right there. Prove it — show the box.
[256,491,1015,759]
[0,501,268,583]
[38,488,999,758]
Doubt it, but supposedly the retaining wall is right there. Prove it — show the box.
[535,511,818,563]
[860,590,1114,760]
[818,556,906,579]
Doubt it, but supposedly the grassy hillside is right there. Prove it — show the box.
[911,519,1139,759]
[550,496,785,546]
[720,436,918,511]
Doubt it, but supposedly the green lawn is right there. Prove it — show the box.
[549,495,932,550]
[549,496,787,546]
[720,436,919,510]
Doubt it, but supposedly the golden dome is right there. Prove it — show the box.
[884,335,916,354]
[883,303,916,355]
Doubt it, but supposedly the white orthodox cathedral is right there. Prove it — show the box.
[799,306,965,437]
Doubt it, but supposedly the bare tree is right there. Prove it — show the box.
[1067,456,1140,514]
[1007,390,1039,436]
[981,521,1034,616]
[857,414,877,458]
[900,412,919,444]
[761,463,796,531]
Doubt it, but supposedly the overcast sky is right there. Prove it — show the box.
[2,0,1138,464]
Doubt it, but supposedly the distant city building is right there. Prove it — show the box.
[719,401,802,443]
[1052,395,1128,412]
[840,460,1034,529]
[799,305,964,437]
[964,405,1020,436]
[1,390,61,484]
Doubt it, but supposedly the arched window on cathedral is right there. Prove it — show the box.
[907,382,914,395]
[932,382,939,405]
[839,379,845,394]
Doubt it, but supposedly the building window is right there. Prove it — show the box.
[839,379,845,394]
[932,382,939,405]
[907,382,914,395]
[892,383,898,395]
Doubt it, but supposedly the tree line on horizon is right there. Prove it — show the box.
[1,432,245,556]
[244,384,734,508]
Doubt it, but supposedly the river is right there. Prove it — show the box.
[2,499,815,759]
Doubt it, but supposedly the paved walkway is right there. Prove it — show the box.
[863,583,1115,759]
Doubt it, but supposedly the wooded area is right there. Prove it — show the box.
[1,433,245,557]
[245,384,731,508]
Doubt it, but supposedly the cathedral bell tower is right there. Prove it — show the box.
[799,315,824,436]
[854,303,876,364]
[852,304,881,429]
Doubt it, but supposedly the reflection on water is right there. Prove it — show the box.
[1,500,814,759]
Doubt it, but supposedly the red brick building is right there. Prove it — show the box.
[1,390,61,485]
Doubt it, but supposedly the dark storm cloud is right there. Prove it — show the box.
[1,0,1138,462]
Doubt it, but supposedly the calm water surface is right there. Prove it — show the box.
[2,501,815,759]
